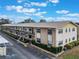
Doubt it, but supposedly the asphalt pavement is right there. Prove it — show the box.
[0,31,56,59]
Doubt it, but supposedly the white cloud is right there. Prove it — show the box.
[0,14,31,23]
[43,17,55,22]
[41,16,79,22]
[6,5,15,10]
[5,5,39,14]
[56,10,69,14]
[15,6,23,12]
[55,17,79,22]
[34,12,47,17]
[66,13,79,17]
[17,0,25,3]
[31,2,47,7]
[49,0,59,3]
[24,3,31,7]
[6,5,23,12]
[22,8,37,13]
[0,14,8,19]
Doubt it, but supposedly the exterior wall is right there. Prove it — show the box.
[56,23,77,47]
[52,29,56,47]
[48,35,52,44]
[77,26,79,39]
[41,28,48,44]
[35,28,56,46]
[34,28,48,44]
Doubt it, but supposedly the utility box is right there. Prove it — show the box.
[0,47,6,56]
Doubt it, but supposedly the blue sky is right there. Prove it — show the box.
[0,0,79,23]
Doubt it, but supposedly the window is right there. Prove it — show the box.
[29,35,32,38]
[65,28,67,32]
[37,38,41,43]
[72,37,75,40]
[29,28,32,31]
[72,28,75,31]
[69,38,71,42]
[69,28,70,32]
[23,27,27,31]
[36,28,41,33]
[58,29,63,34]
[0,44,5,47]
[65,39,67,43]
[48,29,52,34]
[58,41,63,45]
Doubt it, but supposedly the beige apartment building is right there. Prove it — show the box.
[1,21,77,47]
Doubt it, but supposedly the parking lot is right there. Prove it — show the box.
[0,31,56,59]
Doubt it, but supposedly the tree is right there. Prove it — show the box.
[19,18,36,23]
[0,18,11,24]
[39,19,47,23]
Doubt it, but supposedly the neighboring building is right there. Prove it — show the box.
[1,21,77,47]
[0,35,9,56]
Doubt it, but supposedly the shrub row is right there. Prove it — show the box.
[64,41,79,49]
[31,40,62,54]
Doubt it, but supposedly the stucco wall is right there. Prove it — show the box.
[41,28,48,44]
[56,23,77,47]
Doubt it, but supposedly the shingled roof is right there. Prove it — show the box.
[2,21,77,28]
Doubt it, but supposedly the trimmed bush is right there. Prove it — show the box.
[70,42,75,47]
[64,44,73,49]
[73,41,79,46]
[31,40,62,54]
[65,41,79,49]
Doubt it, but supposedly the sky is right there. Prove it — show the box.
[0,0,79,23]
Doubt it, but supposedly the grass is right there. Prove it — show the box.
[58,45,79,59]
[64,55,79,59]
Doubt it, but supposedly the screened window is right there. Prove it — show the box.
[37,38,41,43]
[36,28,41,33]
[58,29,63,34]
[72,28,75,31]
[65,39,67,43]
[69,38,71,42]
[69,28,70,32]
[29,28,32,31]
[48,29,52,34]
[72,37,75,40]
[58,40,63,45]
[65,28,67,32]
[29,35,32,38]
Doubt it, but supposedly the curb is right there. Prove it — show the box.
[17,40,28,47]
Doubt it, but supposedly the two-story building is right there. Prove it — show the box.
[1,21,77,47]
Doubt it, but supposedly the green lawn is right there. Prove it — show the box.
[64,55,79,59]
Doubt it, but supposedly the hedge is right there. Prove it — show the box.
[64,41,79,49]
[31,40,62,54]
